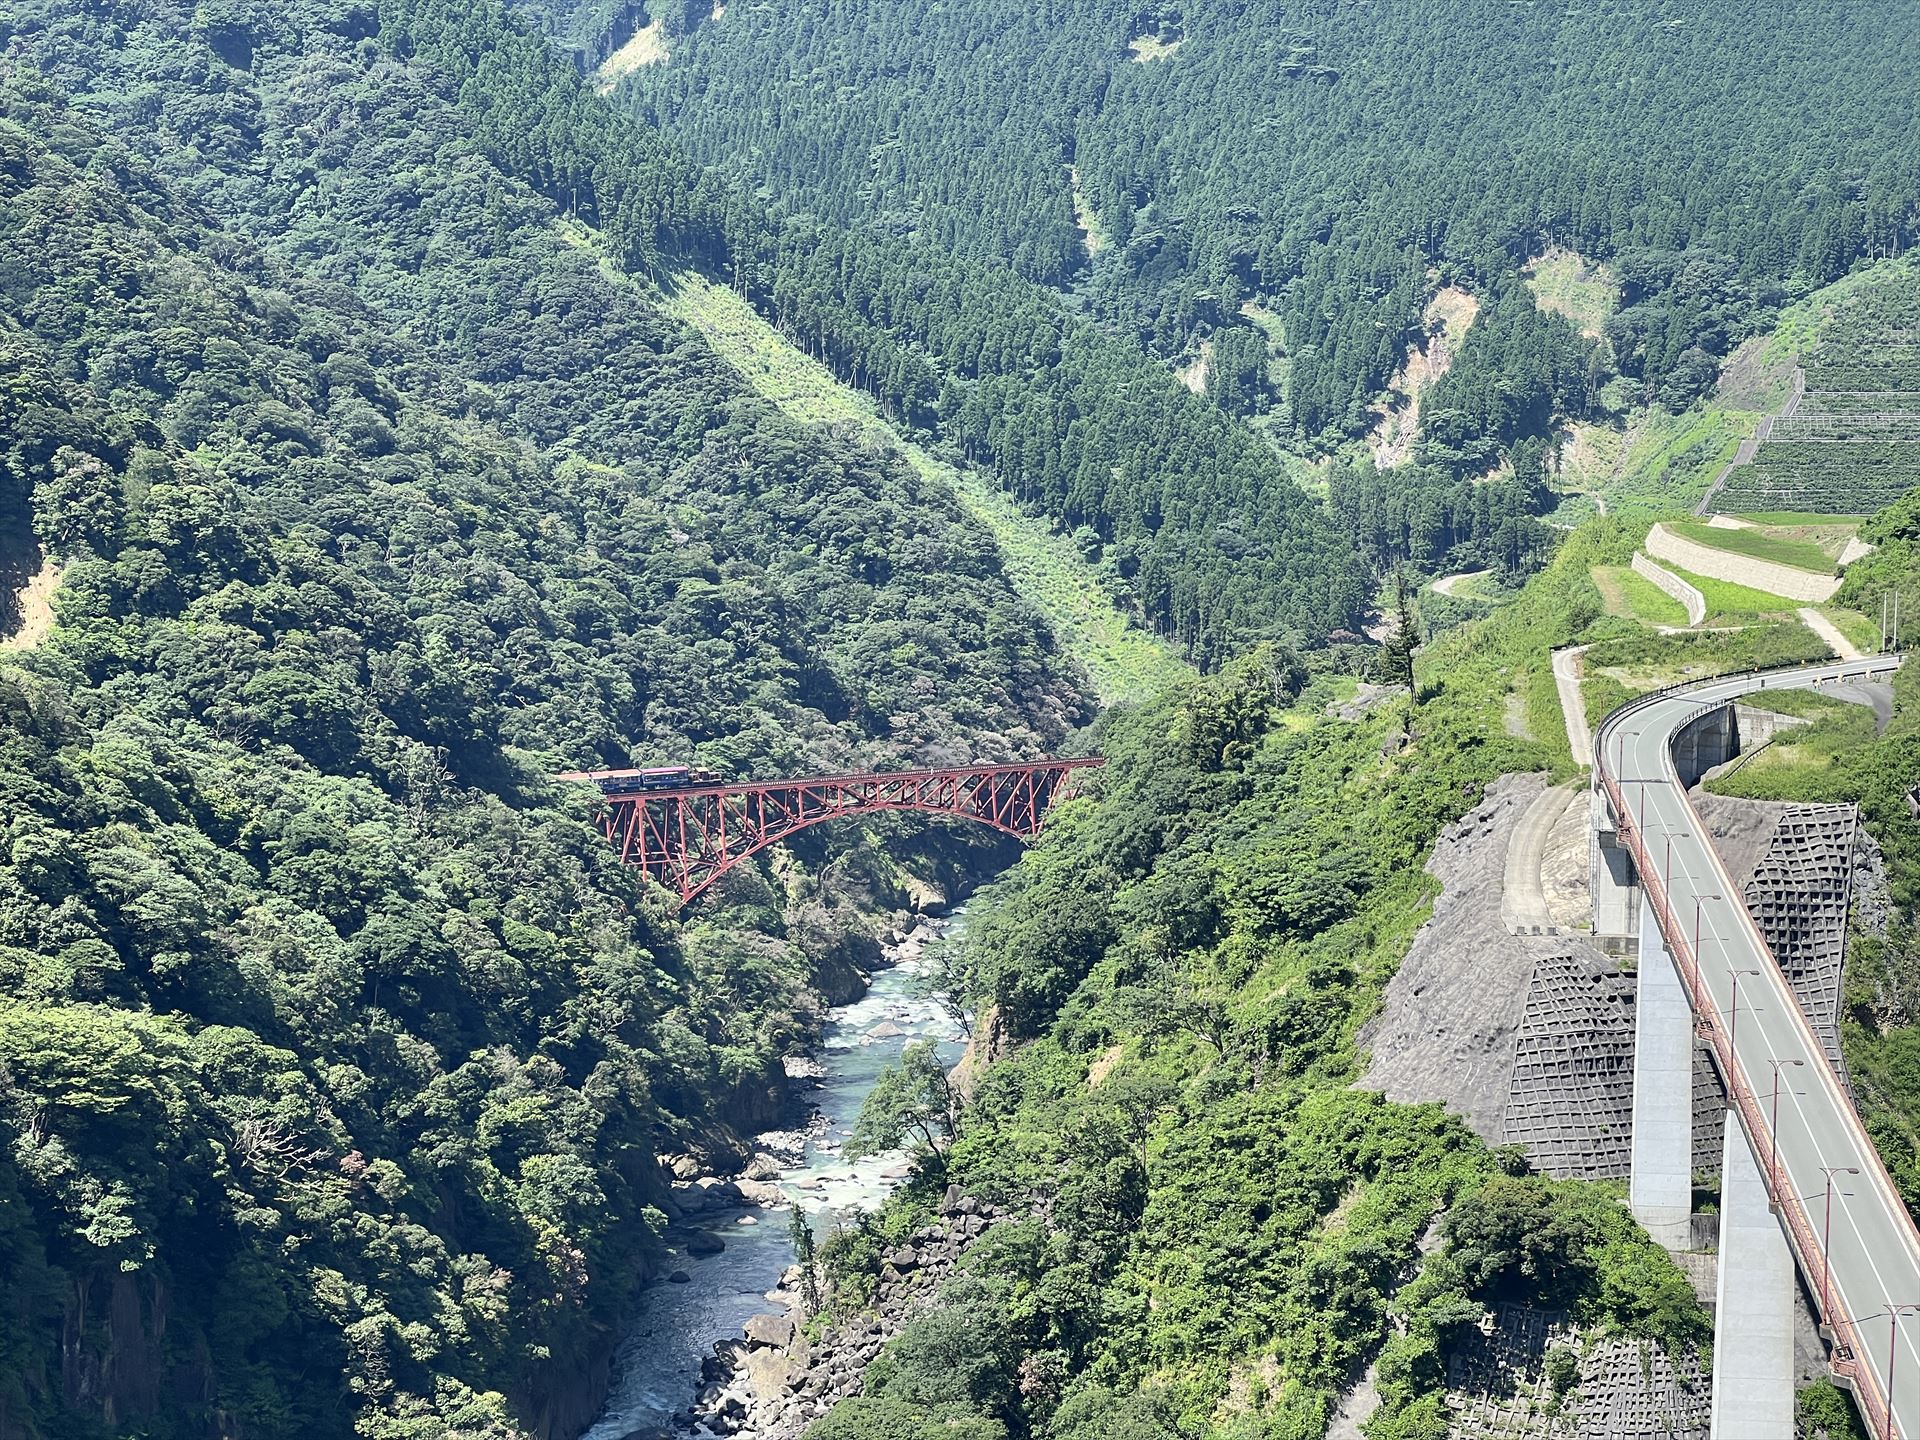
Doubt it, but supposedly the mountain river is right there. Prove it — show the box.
[582,914,967,1440]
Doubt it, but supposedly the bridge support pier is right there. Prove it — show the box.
[1590,790,1638,950]
[1629,901,1693,1248]
[1710,1120,1795,1440]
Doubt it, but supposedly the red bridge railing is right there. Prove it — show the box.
[560,758,1105,905]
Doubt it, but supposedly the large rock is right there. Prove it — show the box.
[744,1153,784,1181]
[735,1179,786,1207]
[744,1313,796,1349]
[672,1189,713,1216]
[686,1231,726,1257]
[744,1348,795,1402]
[885,1245,919,1271]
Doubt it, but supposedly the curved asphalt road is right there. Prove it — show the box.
[1596,655,1915,1435]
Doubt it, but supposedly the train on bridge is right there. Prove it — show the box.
[553,765,719,796]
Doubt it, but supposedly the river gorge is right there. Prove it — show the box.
[584,915,968,1440]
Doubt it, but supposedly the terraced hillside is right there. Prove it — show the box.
[1715,264,1920,513]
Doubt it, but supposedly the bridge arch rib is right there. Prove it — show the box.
[566,758,1104,905]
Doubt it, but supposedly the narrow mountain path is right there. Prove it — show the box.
[1501,780,1583,934]
[1552,644,1593,767]
[1799,606,1862,660]
[1431,568,1490,598]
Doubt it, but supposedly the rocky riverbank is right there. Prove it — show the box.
[689,1185,1003,1438]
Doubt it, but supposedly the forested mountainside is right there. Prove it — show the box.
[0,4,1095,1432]
[611,0,1920,437]
[400,0,1568,663]
[798,530,1714,1440]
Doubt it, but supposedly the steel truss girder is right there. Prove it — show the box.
[589,758,1105,905]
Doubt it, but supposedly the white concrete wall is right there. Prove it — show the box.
[1631,550,1707,625]
[1730,703,1810,750]
[1589,791,1638,943]
[1646,522,1840,604]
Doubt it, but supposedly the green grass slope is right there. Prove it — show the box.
[651,267,1192,707]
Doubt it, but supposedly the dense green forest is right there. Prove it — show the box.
[610,0,1920,435]
[390,0,1566,661]
[0,2,1099,1432]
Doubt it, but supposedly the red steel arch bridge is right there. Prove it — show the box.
[557,758,1105,905]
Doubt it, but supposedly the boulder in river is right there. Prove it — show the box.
[686,1231,726,1256]
[735,1179,785,1206]
[668,1270,692,1284]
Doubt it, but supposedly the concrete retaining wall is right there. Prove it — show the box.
[1731,703,1810,750]
[1671,704,1738,789]
[1646,522,1840,604]
[1631,550,1707,625]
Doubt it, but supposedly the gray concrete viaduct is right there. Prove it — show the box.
[1593,656,1914,1439]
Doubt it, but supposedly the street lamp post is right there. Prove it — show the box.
[1614,726,1643,781]
[1888,1303,1920,1440]
[1639,774,1653,833]
[1663,830,1690,893]
[1767,1058,1805,1184]
[1614,776,1657,834]
[1820,1166,1860,1322]
[1725,965,1761,1059]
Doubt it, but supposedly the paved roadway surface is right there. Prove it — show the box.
[1598,655,1916,1434]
